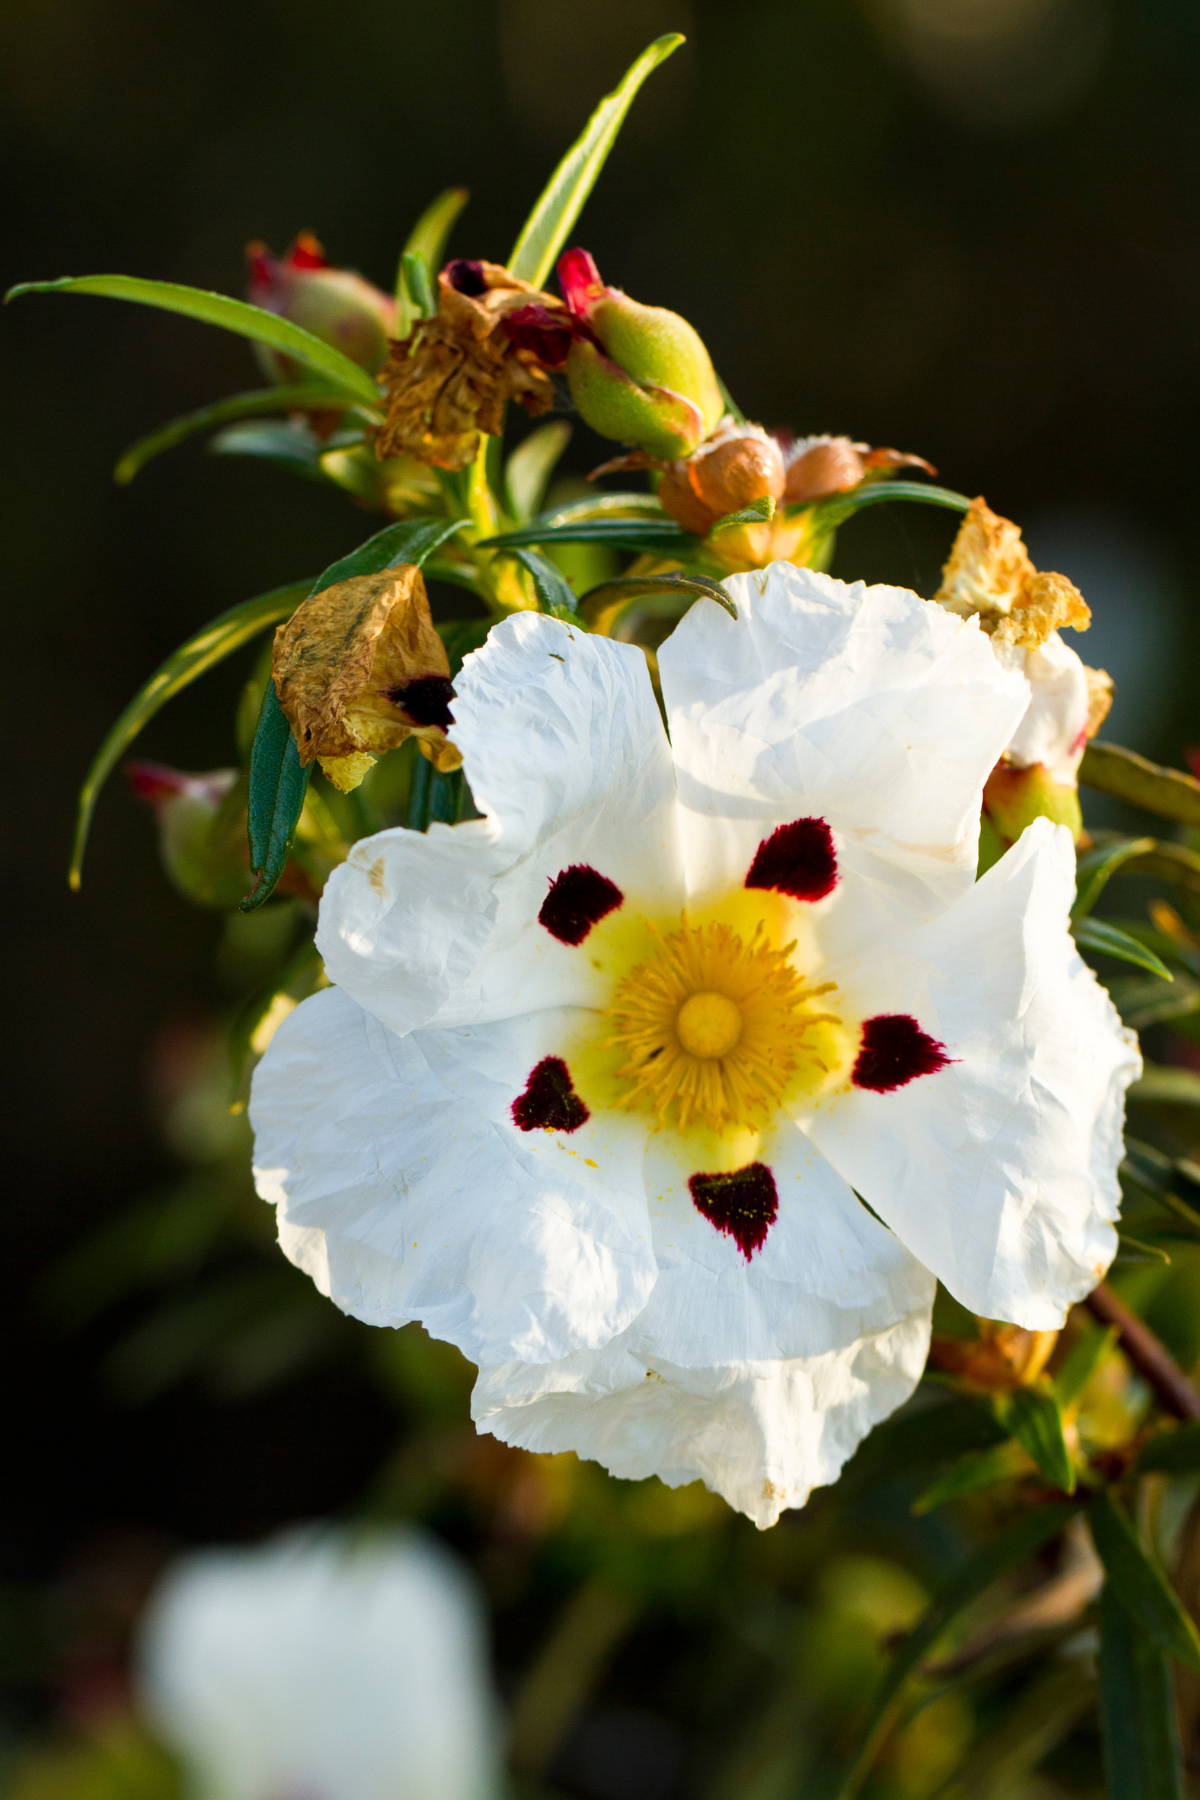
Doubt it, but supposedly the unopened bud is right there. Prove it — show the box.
[272,564,461,791]
[246,232,396,380]
[659,421,785,534]
[127,762,248,907]
[782,434,935,505]
[983,762,1083,848]
[557,249,724,459]
[929,1319,1059,1391]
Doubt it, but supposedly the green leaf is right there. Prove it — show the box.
[579,572,738,622]
[1073,836,1159,920]
[833,1503,1077,1800]
[837,1394,1007,1494]
[912,1439,1030,1514]
[1089,1493,1200,1672]
[400,250,435,321]
[1117,1233,1173,1265]
[481,516,694,553]
[715,371,746,425]
[541,492,666,524]
[406,756,467,832]
[394,185,469,329]
[995,1384,1075,1490]
[437,618,493,678]
[1055,1324,1118,1407]
[494,547,579,615]
[1074,917,1173,980]
[507,35,685,287]
[311,516,471,596]
[210,417,331,480]
[1130,1063,1200,1107]
[1136,1422,1200,1476]
[712,495,775,531]
[69,578,311,888]
[241,679,310,913]
[806,480,972,533]
[1099,1584,1185,1799]
[114,383,348,484]
[505,421,573,521]
[6,274,381,406]
[1080,742,1200,829]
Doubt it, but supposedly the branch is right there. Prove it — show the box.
[1086,1280,1200,1421]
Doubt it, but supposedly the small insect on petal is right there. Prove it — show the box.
[538,865,624,945]
[688,1163,779,1259]
[512,1057,590,1132]
[852,1014,951,1093]
[745,818,838,902]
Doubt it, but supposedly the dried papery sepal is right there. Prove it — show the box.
[929,1318,1060,1391]
[376,260,566,471]
[935,497,1089,645]
[272,564,461,792]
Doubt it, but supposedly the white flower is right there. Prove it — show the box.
[251,564,1139,1526]
[137,1528,500,1800]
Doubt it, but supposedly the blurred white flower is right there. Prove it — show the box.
[137,1528,500,1800]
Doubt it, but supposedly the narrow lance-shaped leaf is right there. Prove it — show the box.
[833,1502,1077,1800]
[805,480,972,532]
[309,516,470,596]
[1073,836,1158,920]
[482,516,694,553]
[580,572,738,622]
[1129,1063,1200,1107]
[399,252,435,322]
[1080,741,1200,829]
[1098,1584,1185,1800]
[912,1439,1031,1515]
[394,185,469,331]
[69,579,313,889]
[114,383,351,485]
[1074,917,1173,980]
[1088,1493,1200,1672]
[242,679,310,913]
[494,547,579,615]
[994,1384,1075,1491]
[505,420,573,521]
[5,275,381,407]
[508,34,685,288]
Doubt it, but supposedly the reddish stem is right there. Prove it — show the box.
[1086,1280,1200,1421]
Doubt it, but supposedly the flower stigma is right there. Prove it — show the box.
[605,917,840,1132]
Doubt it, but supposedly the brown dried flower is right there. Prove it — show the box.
[272,565,461,792]
[934,497,1090,649]
[376,259,568,471]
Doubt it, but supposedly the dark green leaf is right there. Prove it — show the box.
[6,274,381,405]
[1099,1584,1184,1800]
[833,1503,1076,1800]
[241,679,311,913]
[1089,1493,1200,1672]
[69,579,312,888]
[505,421,573,521]
[836,1393,1007,1494]
[806,480,972,533]
[312,516,471,595]
[995,1385,1075,1491]
[482,516,695,553]
[1136,1422,1200,1476]
[114,383,346,484]
[1080,742,1200,829]
[507,35,685,287]
[579,572,737,621]
[211,418,330,480]
[494,546,579,615]
[912,1439,1030,1514]
[406,756,467,832]
[712,495,775,531]
[436,618,493,678]
[1073,836,1159,920]
[1074,917,1173,980]
[1130,1063,1200,1108]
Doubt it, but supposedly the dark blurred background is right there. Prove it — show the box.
[3,0,1199,1788]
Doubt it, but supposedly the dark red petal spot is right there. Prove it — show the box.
[503,304,574,368]
[387,674,455,728]
[538,864,624,945]
[688,1163,779,1261]
[511,1057,590,1133]
[852,1014,951,1093]
[745,818,838,902]
[446,258,487,296]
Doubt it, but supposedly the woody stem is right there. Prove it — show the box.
[1085,1280,1200,1422]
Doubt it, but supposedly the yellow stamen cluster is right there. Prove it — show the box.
[606,918,839,1132]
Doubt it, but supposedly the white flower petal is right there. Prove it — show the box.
[317,613,682,1035]
[1001,630,1091,784]
[658,566,1028,929]
[472,1302,932,1530]
[251,986,657,1364]
[803,818,1140,1327]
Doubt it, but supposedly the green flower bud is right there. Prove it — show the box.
[127,762,250,908]
[247,232,396,381]
[983,761,1083,853]
[557,250,724,458]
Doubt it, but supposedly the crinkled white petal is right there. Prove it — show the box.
[998,631,1091,785]
[658,565,1029,929]
[317,614,683,1035]
[250,986,657,1364]
[632,1115,935,1366]
[472,1298,932,1530]
[803,818,1140,1328]
[138,1527,499,1800]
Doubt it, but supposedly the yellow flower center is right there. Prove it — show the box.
[606,917,839,1132]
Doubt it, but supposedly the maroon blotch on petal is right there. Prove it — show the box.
[745,818,838,902]
[688,1163,779,1260]
[387,674,455,728]
[538,864,623,945]
[512,1057,590,1133]
[852,1014,951,1093]
[446,259,487,297]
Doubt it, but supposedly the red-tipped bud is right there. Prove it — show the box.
[246,231,396,380]
[127,762,248,907]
